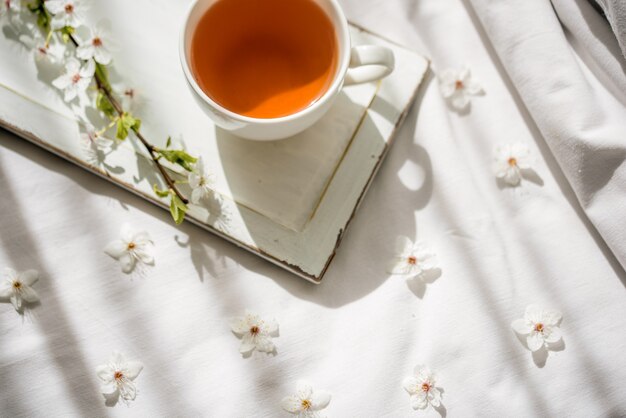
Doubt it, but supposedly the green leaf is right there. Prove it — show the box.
[95,63,112,92]
[153,185,171,198]
[169,194,187,224]
[96,92,116,118]
[155,149,197,172]
[166,136,172,148]
[115,117,129,140]
[58,26,74,43]
[115,113,141,140]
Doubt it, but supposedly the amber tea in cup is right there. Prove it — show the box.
[189,0,339,119]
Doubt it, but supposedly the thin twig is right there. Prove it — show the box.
[69,34,189,204]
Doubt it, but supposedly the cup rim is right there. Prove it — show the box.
[179,0,351,125]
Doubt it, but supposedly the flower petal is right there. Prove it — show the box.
[10,294,22,310]
[296,380,313,399]
[104,240,127,260]
[402,376,419,394]
[191,187,203,205]
[230,317,249,334]
[109,351,126,367]
[504,167,521,186]
[465,80,483,95]
[95,365,114,383]
[544,326,562,344]
[75,44,94,60]
[133,247,154,265]
[239,333,256,353]
[511,318,532,335]
[527,332,544,351]
[410,392,428,410]
[188,173,201,189]
[52,74,71,90]
[19,270,39,286]
[429,387,442,407]
[120,223,134,243]
[4,268,17,280]
[387,257,410,275]
[20,286,39,303]
[45,0,65,13]
[451,91,469,109]
[254,334,275,353]
[310,390,331,410]
[94,47,112,65]
[280,395,302,413]
[100,382,118,395]
[123,361,143,380]
[119,381,137,400]
[119,253,136,274]
[80,59,95,77]
[263,318,279,335]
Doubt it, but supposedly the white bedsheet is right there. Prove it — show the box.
[1,0,626,417]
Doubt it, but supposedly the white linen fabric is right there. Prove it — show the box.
[1,0,626,417]
[470,0,626,274]
[594,0,626,59]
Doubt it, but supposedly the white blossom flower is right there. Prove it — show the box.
[0,268,40,311]
[0,0,20,16]
[76,22,112,65]
[230,310,278,355]
[96,351,143,402]
[512,305,563,352]
[104,223,154,273]
[493,142,533,186]
[439,66,483,109]
[18,32,63,63]
[403,365,442,410]
[45,0,84,30]
[81,126,113,166]
[281,380,331,418]
[188,156,216,205]
[387,236,438,279]
[52,58,95,102]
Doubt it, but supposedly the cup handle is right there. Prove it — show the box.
[344,45,395,86]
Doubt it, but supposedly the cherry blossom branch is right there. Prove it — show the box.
[66,35,189,205]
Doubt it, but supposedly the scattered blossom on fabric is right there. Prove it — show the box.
[512,305,563,351]
[188,156,216,205]
[493,142,533,186]
[96,351,144,402]
[388,236,438,279]
[45,0,84,30]
[76,22,113,65]
[0,268,40,311]
[403,365,442,410]
[281,380,331,418]
[52,57,95,102]
[104,223,154,273]
[230,310,278,355]
[439,66,483,109]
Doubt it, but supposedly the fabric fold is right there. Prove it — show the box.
[468,0,626,271]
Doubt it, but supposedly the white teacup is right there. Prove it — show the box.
[180,0,394,141]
